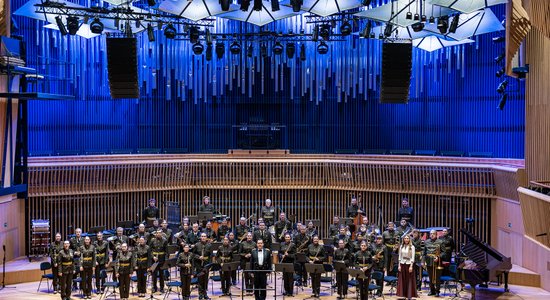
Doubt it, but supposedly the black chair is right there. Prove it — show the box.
[37,261,54,292]
[163,269,182,300]
[440,264,458,296]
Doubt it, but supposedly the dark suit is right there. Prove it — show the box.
[250,248,272,300]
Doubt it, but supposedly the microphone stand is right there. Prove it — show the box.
[1,245,16,290]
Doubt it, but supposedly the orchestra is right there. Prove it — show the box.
[45,194,470,300]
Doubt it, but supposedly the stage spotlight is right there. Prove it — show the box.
[221,0,231,11]
[494,53,505,64]
[340,20,352,36]
[421,14,427,22]
[114,17,120,29]
[147,23,155,42]
[83,16,89,24]
[164,23,177,39]
[492,36,505,43]
[319,24,331,41]
[414,13,420,21]
[253,0,262,11]
[247,44,253,57]
[360,21,372,38]
[157,20,163,30]
[378,33,384,39]
[437,16,449,34]
[497,93,508,110]
[193,42,204,55]
[411,22,424,32]
[55,16,68,36]
[496,79,508,94]
[215,41,225,59]
[90,18,104,34]
[189,26,200,43]
[230,41,241,55]
[449,14,460,33]
[317,41,329,54]
[286,42,296,58]
[273,42,283,55]
[148,0,156,6]
[205,43,213,60]
[124,21,133,37]
[384,23,393,37]
[429,16,435,24]
[362,0,371,6]
[205,28,213,44]
[241,0,250,11]
[299,44,306,61]
[67,16,80,35]
[271,0,280,11]
[312,25,319,41]
[496,67,505,77]
[260,43,268,58]
[406,11,412,20]
[290,0,302,12]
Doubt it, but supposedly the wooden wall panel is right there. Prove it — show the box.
[525,28,550,183]
[518,187,550,247]
[0,196,25,260]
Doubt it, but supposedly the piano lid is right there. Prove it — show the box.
[460,228,508,262]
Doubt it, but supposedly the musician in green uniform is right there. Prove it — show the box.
[94,232,108,294]
[274,212,292,243]
[328,216,341,239]
[134,237,151,298]
[235,217,250,242]
[177,244,195,300]
[57,241,75,300]
[306,236,325,298]
[293,225,310,287]
[49,232,63,294]
[217,218,232,242]
[150,229,168,293]
[333,239,351,299]
[216,237,234,295]
[194,232,213,300]
[353,241,373,300]
[79,236,96,299]
[279,233,296,296]
[423,229,444,297]
[411,229,423,290]
[239,232,256,295]
[115,243,134,300]
[370,235,386,297]
[382,222,398,275]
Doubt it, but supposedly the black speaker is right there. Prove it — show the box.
[380,42,412,104]
[106,38,139,99]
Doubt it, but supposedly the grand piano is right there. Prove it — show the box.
[458,228,512,297]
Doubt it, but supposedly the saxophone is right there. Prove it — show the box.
[296,236,310,253]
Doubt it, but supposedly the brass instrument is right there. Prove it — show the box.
[435,246,444,270]
[296,236,310,253]
[278,223,288,241]
[309,246,321,263]
[200,247,205,267]
[182,255,192,273]
[239,232,249,243]
[281,242,293,261]
[373,249,384,263]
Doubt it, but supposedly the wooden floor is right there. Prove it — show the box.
[1,278,549,300]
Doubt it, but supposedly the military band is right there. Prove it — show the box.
[46,194,464,300]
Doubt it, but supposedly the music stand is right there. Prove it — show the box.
[148,262,161,300]
[89,226,106,234]
[304,264,325,299]
[211,242,223,250]
[323,245,334,257]
[221,262,240,298]
[274,263,295,298]
[167,245,179,257]
[347,268,370,300]
[322,238,334,246]
[333,261,347,273]
[198,212,213,223]
[341,218,354,226]
[271,242,280,251]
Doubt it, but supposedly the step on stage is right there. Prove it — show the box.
[1,257,549,300]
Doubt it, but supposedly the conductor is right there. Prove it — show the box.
[250,239,272,300]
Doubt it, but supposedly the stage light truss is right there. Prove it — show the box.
[33,2,216,27]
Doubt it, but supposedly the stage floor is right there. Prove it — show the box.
[1,278,549,300]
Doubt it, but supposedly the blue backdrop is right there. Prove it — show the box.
[12,1,525,157]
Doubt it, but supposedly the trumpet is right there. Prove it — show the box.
[373,249,384,263]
